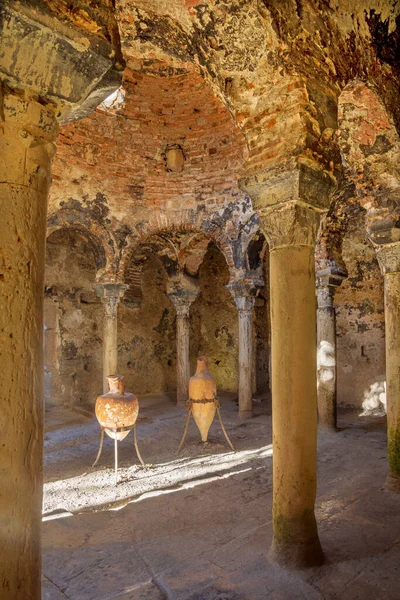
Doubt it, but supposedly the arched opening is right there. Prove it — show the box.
[120,253,176,396]
[44,227,104,408]
[190,243,238,392]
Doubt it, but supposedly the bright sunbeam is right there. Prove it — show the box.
[43,444,273,520]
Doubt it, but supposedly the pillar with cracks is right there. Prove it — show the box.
[316,267,346,431]
[374,242,400,492]
[0,87,59,599]
[259,202,323,568]
[167,274,199,406]
[94,283,128,393]
[0,4,121,594]
[227,281,262,419]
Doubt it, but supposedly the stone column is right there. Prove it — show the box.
[375,243,400,491]
[167,275,199,406]
[0,88,59,598]
[0,4,122,596]
[228,283,259,418]
[316,269,346,431]
[94,283,128,393]
[260,203,323,568]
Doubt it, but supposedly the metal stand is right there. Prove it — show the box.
[92,422,145,485]
[178,399,235,453]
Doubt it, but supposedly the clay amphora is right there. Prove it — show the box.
[95,375,139,441]
[189,357,217,442]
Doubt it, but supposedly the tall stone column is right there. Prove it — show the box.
[0,4,122,597]
[316,268,346,431]
[0,88,59,599]
[167,275,199,406]
[94,283,128,393]
[228,283,259,419]
[375,243,400,491]
[260,202,324,568]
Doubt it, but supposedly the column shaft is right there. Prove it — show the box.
[316,293,337,431]
[94,284,127,394]
[269,244,322,567]
[176,312,190,405]
[384,271,400,479]
[167,274,199,406]
[102,299,119,393]
[238,308,254,418]
[0,91,58,598]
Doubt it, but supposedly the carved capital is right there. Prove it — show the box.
[316,266,347,287]
[103,296,120,320]
[258,202,322,249]
[374,243,400,275]
[226,278,262,313]
[94,282,128,318]
[172,299,193,319]
[240,161,335,212]
[167,273,199,316]
[234,295,255,313]
[315,263,346,308]
[366,211,400,247]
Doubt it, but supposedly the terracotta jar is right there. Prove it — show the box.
[189,357,217,442]
[95,374,139,441]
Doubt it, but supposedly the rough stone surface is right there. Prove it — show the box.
[335,214,385,408]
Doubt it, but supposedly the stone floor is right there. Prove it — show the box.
[42,395,400,599]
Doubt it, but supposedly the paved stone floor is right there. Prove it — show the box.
[42,395,400,599]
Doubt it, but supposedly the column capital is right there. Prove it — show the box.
[364,210,400,274]
[93,282,129,300]
[167,274,200,317]
[258,202,323,250]
[316,265,347,308]
[375,243,400,275]
[226,279,262,313]
[240,161,335,213]
[234,295,255,313]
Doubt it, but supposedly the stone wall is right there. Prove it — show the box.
[44,229,103,407]
[335,213,385,408]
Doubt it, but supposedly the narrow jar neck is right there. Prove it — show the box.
[196,360,209,375]
[107,377,124,394]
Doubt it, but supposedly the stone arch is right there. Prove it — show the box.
[47,208,117,279]
[118,218,237,284]
[122,225,236,307]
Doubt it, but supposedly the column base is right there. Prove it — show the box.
[269,513,323,569]
[318,423,337,434]
[269,536,323,569]
[384,474,400,493]
[238,409,253,420]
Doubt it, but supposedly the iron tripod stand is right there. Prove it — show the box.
[178,397,235,454]
[92,423,145,485]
